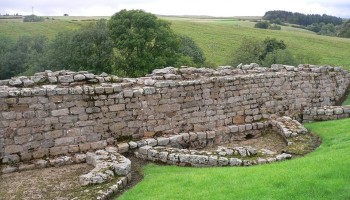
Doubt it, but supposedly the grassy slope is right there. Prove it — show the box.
[0,19,87,40]
[167,18,350,70]
[119,118,350,200]
[1,17,350,70]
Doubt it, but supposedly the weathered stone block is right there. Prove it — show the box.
[109,104,125,111]
[49,146,68,156]
[55,137,75,146]
[117,143,129,153]
[51,109,69,117]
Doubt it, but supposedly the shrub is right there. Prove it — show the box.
[269,24,281,30]
[23,15,45,22]
[254,21,270,29]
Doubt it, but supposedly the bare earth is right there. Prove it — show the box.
[0,164,93,200]
[0,133,285,200]
[204,131,287,152]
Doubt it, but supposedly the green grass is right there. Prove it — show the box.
[166,18,350,70]
[342,94,350,105]
[0,18,90,40]
[1,16,350,70]
[118,118,350,200]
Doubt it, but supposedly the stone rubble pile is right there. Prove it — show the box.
[271,116,308,138]
[79,147,131,186]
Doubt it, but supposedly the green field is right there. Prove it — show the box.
[119,118,350,200]
[1,16,350,70]
[167,18,350,69]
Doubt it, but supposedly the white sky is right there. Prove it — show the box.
[1,0,350,18]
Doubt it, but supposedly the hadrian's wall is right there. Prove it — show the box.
[0,64,349,163]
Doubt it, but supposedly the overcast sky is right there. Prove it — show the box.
[1,0,350,18]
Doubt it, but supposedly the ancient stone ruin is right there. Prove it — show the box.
[1,63,350,198]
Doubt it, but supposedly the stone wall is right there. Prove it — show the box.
[303,106,350,122]
[0,64,349,163]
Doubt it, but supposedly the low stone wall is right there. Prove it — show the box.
[0,64,349,164]
[303,106,350,122]
[135,116,311,167]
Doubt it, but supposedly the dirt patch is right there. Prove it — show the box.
[0,155,148,200]
[0,164,93,200]
[202,130,287,153]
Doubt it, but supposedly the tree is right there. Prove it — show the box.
[261,37,286,60]
[254,21,270,29]
[47,19,114,74]
[108,9,181,77]
[230,37,294,67]
[0,35,49,79]
[262,49,297,67]
[178,35,205,66]
[338,20,350,38]
[230,38,264,66]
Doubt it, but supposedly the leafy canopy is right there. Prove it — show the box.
[230,37,296,67]
[108,9,181,77]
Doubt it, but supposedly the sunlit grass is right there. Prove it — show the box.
[118,118,350,200]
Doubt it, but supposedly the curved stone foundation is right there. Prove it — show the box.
[1,64,349,164]
[0,64,350,199]
[134,116,312,167]
[303,106,350,122]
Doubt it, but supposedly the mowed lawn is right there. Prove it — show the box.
[118,118,350,200]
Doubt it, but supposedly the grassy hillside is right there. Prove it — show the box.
[165,18,350,69]
[1,16,350,70]
[0,17,107,40]
[118,118,350,200]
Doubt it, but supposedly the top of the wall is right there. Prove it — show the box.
[0,63,348,97]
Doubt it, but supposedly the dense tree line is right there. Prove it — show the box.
[262,10,350,38]
[0,10,206,79]
[263,10,343,26]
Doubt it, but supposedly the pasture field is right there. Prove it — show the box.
[1,16,350,70]
[118,118,350,200]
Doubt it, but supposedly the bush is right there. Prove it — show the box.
[23,15,45,22]
[254,21,270,29]
[262,49,297,67]
[269,24,281,30]
[230,37,295,67]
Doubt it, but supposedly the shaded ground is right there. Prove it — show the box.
[0,131,319,199]
[0,164,93,200]
[203,131,287,153]
[0,156,148,200]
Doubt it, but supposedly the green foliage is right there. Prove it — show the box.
[230,37,292,67]
[230,37,263,66]
[269,24,281,30]
[119,118,350,200]
[178,35,205,66]
[338,20,350,38]
[108,9,181,77]
[48,19,114,74]
[254,21,269,29]
[23,15,45,22]
[262,49,297,67]
[0,35,48,79]
[307,23,336,36]
[263,10,343,26]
